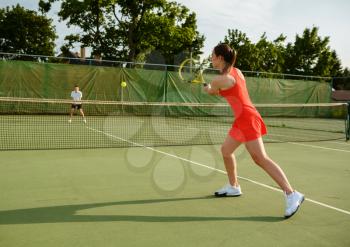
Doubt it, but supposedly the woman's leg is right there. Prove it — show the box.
[221,135,242,187]
[244,137,293,194]
[245,137,304,218]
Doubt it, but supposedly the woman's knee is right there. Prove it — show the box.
[250,152,269,166]
[221,145,233,158]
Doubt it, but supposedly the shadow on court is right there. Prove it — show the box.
[0,196,285,224]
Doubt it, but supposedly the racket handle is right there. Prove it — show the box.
[203,83,208,87]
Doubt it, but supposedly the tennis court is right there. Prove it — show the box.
[1,0,350,244]
[0,59,349,246]
[0,102,350,246]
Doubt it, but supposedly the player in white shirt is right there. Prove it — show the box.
[69,85,86,123]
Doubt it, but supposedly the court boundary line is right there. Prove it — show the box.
[86,126,350,216]
[327,141,350,146]
[265,137,350,153]
[286,142,350,153]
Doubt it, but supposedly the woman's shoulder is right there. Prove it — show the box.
[212,73,235,91]
[231,67,245,80]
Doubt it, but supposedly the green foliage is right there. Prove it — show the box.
[137,2,205,64]
[112,0,204,62]
[38,0,55,14]
[222,27,345,77]
[39,0,204,62]
[255,33,286,73]
[284,27,342,77]
[3,1,348,77]
[0,4,57,56]
[223,29,256,71]
[223,29,286,73]
[59,0,112,57]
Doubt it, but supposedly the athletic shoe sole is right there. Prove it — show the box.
[214,192,242,197]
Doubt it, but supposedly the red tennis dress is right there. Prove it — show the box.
[219,67,267,142]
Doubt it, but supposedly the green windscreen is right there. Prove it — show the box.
[0,60,332,104]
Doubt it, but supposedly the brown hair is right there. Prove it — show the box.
[213,43,237,73]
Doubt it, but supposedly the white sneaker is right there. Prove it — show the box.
[83,119,87,124]
[214,184,242,197]
[68,119,72,123]
[285,191,304,218]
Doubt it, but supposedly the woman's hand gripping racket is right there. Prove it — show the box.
[178,58,210,87]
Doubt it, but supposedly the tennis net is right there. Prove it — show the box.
[0,97,348,150]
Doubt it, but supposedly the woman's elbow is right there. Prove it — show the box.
[208,90,219,95]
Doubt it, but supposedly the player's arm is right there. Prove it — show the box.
[204,75,236,95]
[204,81,220,95]
[204,75,223,95]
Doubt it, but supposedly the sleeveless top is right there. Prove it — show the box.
[218,67,267,142]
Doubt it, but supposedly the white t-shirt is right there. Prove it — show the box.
[71,91,83,104]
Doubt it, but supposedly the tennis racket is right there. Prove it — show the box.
[178,58,210,86]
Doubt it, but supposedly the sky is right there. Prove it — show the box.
[1,0,350,68]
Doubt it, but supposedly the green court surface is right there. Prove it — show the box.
[0,141,350,247]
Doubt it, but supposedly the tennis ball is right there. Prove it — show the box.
[121,81,127,88]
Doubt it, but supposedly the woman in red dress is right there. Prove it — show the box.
[204,44,304,218]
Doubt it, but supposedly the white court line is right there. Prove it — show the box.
[264,135,350,153]
[265,137,350,153]
[86,126,350,216]
[287,142,350,153]
[327,141,350,146]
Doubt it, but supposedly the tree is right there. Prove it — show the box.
[223,29,256,71]
[313,50,342,77]
[39,0,204,63]
[56,0,111,58]
[0,4,57,55]
[223,29,286,73]
[39,0,131,59]
[136,1,205,64]
[223,27,344,77]
[254,33,286,73]
[284,27,342,77]
[342,68,350,77]
[108,0,205,63]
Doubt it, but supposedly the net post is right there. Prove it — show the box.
[346,102,350,141]
[164,64,168,103]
